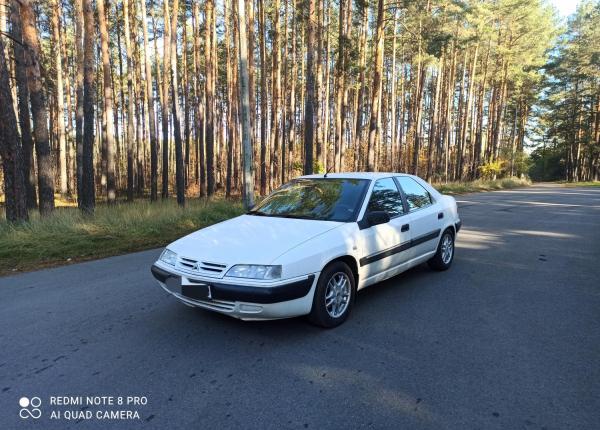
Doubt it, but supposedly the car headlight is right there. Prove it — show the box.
[225,264,282,280]
[159,249,177,266]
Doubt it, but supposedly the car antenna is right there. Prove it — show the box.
[324,165,334,178]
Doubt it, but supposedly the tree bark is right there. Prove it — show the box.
[97,0,116,203]
[50,0,68,196]
[238,0,255,208]
[123,0,136,202]
[226,2,234,198]
[141,0,159,201]
[258,0,268,194]
[19,0,55,215]
[74,0,85,204]
[0,36,28,222]
[10,0,36,209]
[367,0,385,172]
[167,0,185,206]
[81,0,95,213]
[304,0,317,174]
[205,0,216,196]
[192,2,206,197]
[333,0,348,172]
[246,0,257,184]
[270,0,282,187]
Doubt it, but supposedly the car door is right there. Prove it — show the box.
[359,177,412,279]
[395,176,441,260]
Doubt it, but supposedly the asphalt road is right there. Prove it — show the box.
[1,184,599,430]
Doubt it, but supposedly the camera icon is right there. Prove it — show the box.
[19,397,42,419]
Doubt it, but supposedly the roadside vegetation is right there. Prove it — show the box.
[0,177,533,276]
[434,177,531,195]
[0,199,243,276]
[559,181,600,188]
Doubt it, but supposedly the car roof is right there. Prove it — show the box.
[299,172,412,180]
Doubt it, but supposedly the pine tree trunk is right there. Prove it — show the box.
[353,1,368,169]
[270,0,281,187]
[74,0,85,204]
[367,0,384,172]
[258,0,268,194]
[141,0,159,201]
[390,10,399,171]
[192,2,206,197]
[97,0,116,203]
[458,43,478,180]
[226,1,234,198]
[454,48,469,180]
[123,0,137,201]
[333,0,348,172]
[286,0,298,180]
[182,11,190,189]
[10,0,37,209]
[313,0,323,170]
[59,2,75,196]
[205,0,217,196]
[50,0,68,196]
[304,0,317,175]
[170,0,185,206]
[80,0,95,213]
[322,1,331,170]
[20,0,55,215]
[237,0,255,208]
[246,0,257,184]
[0,36,28,222]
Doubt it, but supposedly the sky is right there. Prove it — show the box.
[550,0,580,17]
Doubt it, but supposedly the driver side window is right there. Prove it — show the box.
[366,178,405,217]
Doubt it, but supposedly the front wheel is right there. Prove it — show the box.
[308,261,355,328]
[428,229,455,271]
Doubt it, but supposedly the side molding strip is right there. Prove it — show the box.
[359,229,441,267]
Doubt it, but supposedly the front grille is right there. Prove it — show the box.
[177,256,227,277]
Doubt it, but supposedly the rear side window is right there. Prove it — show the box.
[366,178,405,217]
[397,177,432,211]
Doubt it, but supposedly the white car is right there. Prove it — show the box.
[151,172,461,327]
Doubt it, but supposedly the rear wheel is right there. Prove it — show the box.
[308,261,355,328]
[428,229,455,271]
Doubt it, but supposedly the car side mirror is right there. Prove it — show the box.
[366,211,390,227]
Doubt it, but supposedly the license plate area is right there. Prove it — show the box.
[164,277,180,293]
[181,283,211,300]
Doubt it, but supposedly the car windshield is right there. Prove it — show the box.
[249,178,369,222]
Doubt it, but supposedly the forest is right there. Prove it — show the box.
[0,0,599,222]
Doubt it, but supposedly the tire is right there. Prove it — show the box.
[308,261,356,328]
[428,229,455,271]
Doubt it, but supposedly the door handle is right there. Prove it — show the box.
[401,224,410,232]
[438,212,444,219]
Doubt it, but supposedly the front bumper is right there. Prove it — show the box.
[151,264,317,320]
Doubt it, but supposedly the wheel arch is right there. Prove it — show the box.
[435,224,456,249]
[322,255,359,286]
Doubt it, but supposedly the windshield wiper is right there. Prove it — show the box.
[278,214,317,220]
[247,210,317,220]
[246,210,268,216]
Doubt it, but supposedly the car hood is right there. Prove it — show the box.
[167,214,343,266]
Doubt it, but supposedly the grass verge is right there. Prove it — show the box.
[1,177,532,276]
[559,181,600,188]
[433,177,531,195]
[0,199,243,276]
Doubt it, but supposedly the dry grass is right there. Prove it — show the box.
[0,177,533,276]
[433,177,531,195]
[0,198,243,276]
[559,181,600,188]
